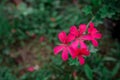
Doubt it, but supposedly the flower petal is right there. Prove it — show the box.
[58,31,67,43]
[80,48,90,56]
[71,40,79,49]
[92,39,98,47]
[67,34,75,43]
[94,33,102,39]
[68,46,77,59]
[62,48,68,61]
[53,45,63,55]
[88,23,98,34]
[70,26,79,37]
[79,41,87,48]
[83,35,92,40]
[89,22,94,28]
[27,66,35,72]
[78,56,85,65]
[79,24,86,34]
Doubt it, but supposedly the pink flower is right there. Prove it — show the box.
[31,34,37,39]
[39,36,45,42]
[73,48,90,65]
[53,22,102,65]
[53,31,75,61]
[27,66,35,72]
[70,24,90,49]
[87,22,102,47]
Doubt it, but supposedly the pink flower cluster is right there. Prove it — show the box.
[53,22,102,65]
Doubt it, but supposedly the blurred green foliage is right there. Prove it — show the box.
[0,0,120,80]
[0,0,120,47]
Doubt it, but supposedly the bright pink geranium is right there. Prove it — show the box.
[70,24,90,49]
[53,22,102,65]
[53,31,75,61]
[87,22,102,47]
[73,48,90,65]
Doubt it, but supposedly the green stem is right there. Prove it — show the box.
[86,16,95,28]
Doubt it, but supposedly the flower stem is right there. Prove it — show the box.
[86,16,95,28]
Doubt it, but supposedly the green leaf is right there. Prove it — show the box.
[82,6,92,15]
[89,45,98,53]
[91,0,102,6]
[103,57,116,61]
[99,5,115,18]
[84,64,93,80]
[51,56,62,66]
[17,2,34,16]
[111,63,120,77]
[68,57,79,66]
